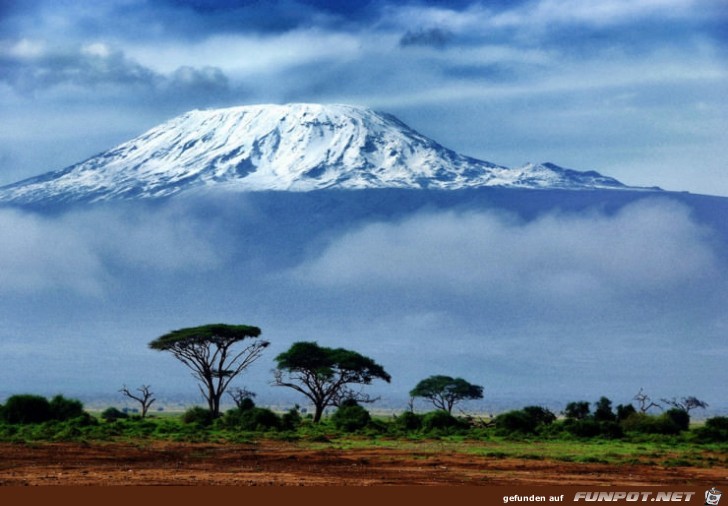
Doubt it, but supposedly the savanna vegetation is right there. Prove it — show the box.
[1,322,724,473]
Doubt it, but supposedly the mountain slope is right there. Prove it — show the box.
[0,103,639,204]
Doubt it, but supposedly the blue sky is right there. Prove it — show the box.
[1,0,727,194]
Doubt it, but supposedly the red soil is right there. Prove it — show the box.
[0,440,725,486]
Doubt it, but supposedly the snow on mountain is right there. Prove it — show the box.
[0,103,641,204]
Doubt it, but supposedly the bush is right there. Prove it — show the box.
[182,406,215,427]
[522,406,556,426]
[563,418,601,438]
[616,404,637,422]
[101,407,129,422]
[694,416,728,443]
[422,410,461,432]
[0,394,90,425]
[2,395,52,424]
[498,407,553,435]
[331,403,371,432]
[222,407,281,431]
[237,397,256,411]
[281,407,302,431]
[495,410,538,435]
[598,421,624,439]
[664,409,690,432]
[561,418,622,438]
[49,395,86,421]
[394,411,423,432]
[620,412,682,435]
[495,406,556,435]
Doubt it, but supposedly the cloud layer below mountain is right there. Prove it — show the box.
[1,193,725,409]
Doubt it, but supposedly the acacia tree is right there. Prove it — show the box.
[410,375,483,414]
[660,396,709,414]
[149,324,268,417]
[273,341,391,423]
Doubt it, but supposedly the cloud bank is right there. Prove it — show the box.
[295,200,717,300]
[3,194,725,405]
[0,203,222,295]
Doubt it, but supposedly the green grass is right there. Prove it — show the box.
[0,413,726,470]
[293,433,728,469]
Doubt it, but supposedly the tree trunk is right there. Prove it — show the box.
[212,395,221,418]
[313,403,325,423]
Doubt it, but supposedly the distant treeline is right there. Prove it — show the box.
[1,393,727,444]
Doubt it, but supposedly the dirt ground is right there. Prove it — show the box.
[0,440,725,486]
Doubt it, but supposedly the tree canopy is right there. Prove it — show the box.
[273,341,391,422]
[410,375,483,413]
[149,323,268,417]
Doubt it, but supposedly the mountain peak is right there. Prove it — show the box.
[0,103,645,204]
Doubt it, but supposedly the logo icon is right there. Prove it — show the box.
[706,488,722,506]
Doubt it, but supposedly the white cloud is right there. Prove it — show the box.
[493,0,700,27]
[123,30,362,76]
[293,199,719,307]
[0,204,222,295]
[0,209,104,294]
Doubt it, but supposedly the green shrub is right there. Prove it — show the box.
[705,415,728,431]
[495,406,556,436]
[664,409,690,432]
[221,407,281,431]
[237,397,256,411]
[50,416,97,440]
[616,404,637,422]
[522,406,556,426]
[49,395,86,421]
[331,403,371,432]
[281,407,302,431]
[598,421,624,439]
[495,410,538,435]
[422,410,461,432]
[620,412,682,435]
[2,395,52,424]
[182,406,215,427]
[563,419,602,438]
[0,394,89,425]
[394,411,423,432]
[101,407,129,422]
[242,407,281,431]
[693,416,728,443]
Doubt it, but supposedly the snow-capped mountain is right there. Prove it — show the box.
[0,103,640,204]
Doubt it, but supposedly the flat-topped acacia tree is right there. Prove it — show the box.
[410,375,483,414]
[273,341,391,423]
[149,324,269,417]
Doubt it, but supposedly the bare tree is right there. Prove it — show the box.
[633,388,662,413]
[660,396,709,414]
[120,384,156,418]
[406,396,415,414]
